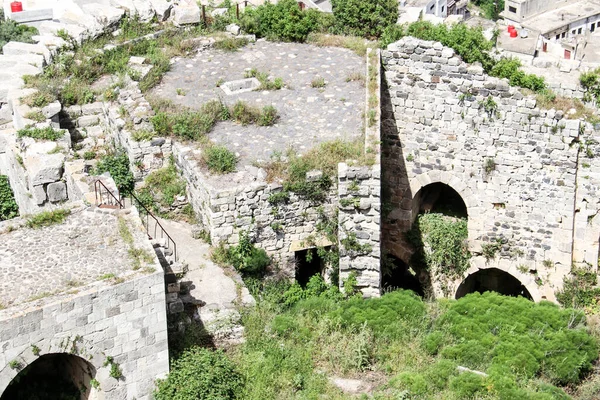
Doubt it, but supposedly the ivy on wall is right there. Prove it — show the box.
[0,175,19,221]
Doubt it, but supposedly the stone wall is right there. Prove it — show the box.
[381,37,600,301]
[173,142,337,275]
[0,270,169,400]
[338,48,383,297]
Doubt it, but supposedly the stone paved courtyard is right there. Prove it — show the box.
[0,208,152,308]
[152,39,366,166]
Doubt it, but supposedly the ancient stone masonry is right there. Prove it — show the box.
[0,206,170,399]
[381,37,600,301]
[338,48,383,297]
[174,142,338,274]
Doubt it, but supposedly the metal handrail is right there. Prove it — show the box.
[93,179,177,261]
[128,191,178,262]
[94,180,124,208]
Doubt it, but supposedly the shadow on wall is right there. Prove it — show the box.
[1,353,96,400]
[456,268,533,300]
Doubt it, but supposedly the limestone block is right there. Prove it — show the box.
[150,0,173,21]
[31,34,68,51]
[33,185,47,205]
[2,42,51,63]
[42,101,62,119]
[26,153,65,186]
[54,1,104,38]
[110,0,137,13]
[226,24,241,36]
[82,3,124,26]
[77,115,100,128]
[38,21,86,46]
[172,1,201,25]
[133,0,156,22]
[47,181,68,203]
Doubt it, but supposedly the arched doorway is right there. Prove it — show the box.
[455,268,533,300]
[382,254,425,296]
[412,182,468,221]
[1,353,97,400]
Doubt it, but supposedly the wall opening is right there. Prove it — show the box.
[1,353,97,400]
[295,248,328,287]
[382,254,425,296]
[455,268,533,300]
[412,182,468,221]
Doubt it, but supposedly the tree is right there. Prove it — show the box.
[331,0,398,38]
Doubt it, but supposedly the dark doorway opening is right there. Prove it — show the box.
[455,268,533,300]
[295,248,327,287]
[1,353,96,400]
[382,255,425,296]
[414,182,468,219]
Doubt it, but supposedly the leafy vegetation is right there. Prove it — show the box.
[211,231,271,278]
[0,175,18,221]
[407,213,470,277]
[136,158,187,218]
[330,0,398,38]
[0,10,38,52]
[471,0,505,20]
[95,152,135,194]
[155,347,243,400]
[580,68,600,104]
[261,139,370,203]
[202,144,237,174]
[25,209,71,229]
[556,267,600,313]
[17,127,64,141]
[239,0,323,42]
[163,284,598,399]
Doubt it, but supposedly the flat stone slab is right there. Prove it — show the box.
[151,39,366,166]
[0,208,152,308]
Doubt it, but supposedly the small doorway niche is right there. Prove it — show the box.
[295,248,327,287]
[382,255,425,296]
[455,268,533,300]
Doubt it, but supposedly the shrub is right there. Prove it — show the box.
[154,347,243,400]
[214,37,249,52]
[556,267,600,310]
[449,372,487,399]
[0,175,18,221]
[434,292,598,385]
[580,68,600,103]
[26,209,71,229]
[212,231,271,277]
[231,101,259,125]
[17,127,63,141]
[137,159,186,215]
[330,0,398,38]
[0,10,38,52]
[406,213,470,276]
[330,290,426,338]
[202,145,237,174]
[490,58,546,92]
[239,0,319,42]
[257,105,278,126]
[83,151,97,160]
[95,152,135,194]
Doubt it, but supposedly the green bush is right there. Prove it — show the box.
[0,10,38,52]
[330,0,398,38]
[258,105,279,126]
[154,347,243,400]
[449,372,487,399]
[202,145,237,174]
[407,213,470,276]
[17,127,64,141]
[95,152,135,194]
[137,159,186,216]
[390,371,428,396]
[555,267,600,310]
[580,68,600,103]
[330,290,426,338]
[434,292,598,385]
[471,0,504,20]
[26,209,71,229]
[239,0,319,42]
[213,231,271,277]
[0,175,18,221]
[490,58,546,92]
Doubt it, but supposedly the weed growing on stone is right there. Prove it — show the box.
[26,209,71,229]
[213,37,249,52]
[481,238,503,261]
[118,217,134,246]
[345,71,366,85]
[131,130,156,142]
[201,145,237,174]
[98,273,117,281]
[24,111,45,123]
[31,344,40,356]
[310,76,326,88]
[104,356,123,380]
[17,126,63,141]
[8,360,22,370]
[0,175,19,221]
[484,157,496,175]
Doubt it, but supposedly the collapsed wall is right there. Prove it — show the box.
[381,37,600,301]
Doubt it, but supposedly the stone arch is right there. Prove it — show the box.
[409,171,479,213]
[1,353,98,400]
[0,337,107,397]
[456,265,541,302]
